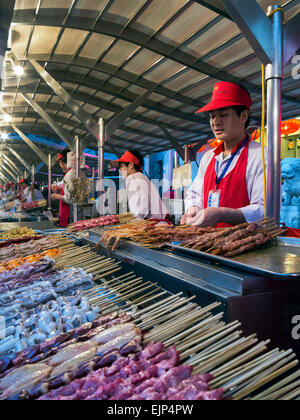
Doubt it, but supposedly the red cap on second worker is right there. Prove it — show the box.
[111,151,142,170]
[196,82,252,114]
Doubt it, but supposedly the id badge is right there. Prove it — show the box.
[208,189,221,208]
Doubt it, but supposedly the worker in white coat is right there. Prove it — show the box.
[111,150,169,221]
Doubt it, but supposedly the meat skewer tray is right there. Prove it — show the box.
[167,236,300,280]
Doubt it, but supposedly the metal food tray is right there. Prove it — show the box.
[168,237,300,280]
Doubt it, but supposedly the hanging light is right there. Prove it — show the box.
[281,119,300,135]
[1,133,8,141]
[3,114,12,123]
[14,65,24,77]
[7,51,24,77]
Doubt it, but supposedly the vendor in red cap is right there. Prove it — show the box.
[51,150,71,227]
[4,182,15,199]
[18,179,29,201]
[181,81,265,228]
[111,150,168,221]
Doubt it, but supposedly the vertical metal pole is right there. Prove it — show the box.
[74,136,80,222]
[174,152,179,169]
[184,145,189,164]
[92,167,95,200]
[266,5,283,225]
[24,170,27,180]
[98,118,105,215]
[32,165,35,182]
[48,153,52,211]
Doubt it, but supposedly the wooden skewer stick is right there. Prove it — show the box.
[143,307,205,337]
[94,267,121,278]
[145,310,214,342]
[86,261,121,274]
[223,350,292,396]
[231,351,297,396]
[129,291,169,311]
[176,320,236,353]
[210,345,276,388]
[138,301,201,332]
[232,359,298,400]
[94,282,158,309]
[193,336,258,374]
[89,280,143,305]
[271,229,287,238]
[179,322,241,355]
[280,386,300,400]
[139,299,198,330]
[257,378,300,400]
[187,330,243,363]
[163,313,224,347]
[89,280,144,304]
[223,349,294,392]
[133,293,183,317]
[210,341,272,383]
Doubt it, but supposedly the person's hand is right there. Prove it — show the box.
[51,193,61,201]
[188,207,224,227]
[181,206,201,225]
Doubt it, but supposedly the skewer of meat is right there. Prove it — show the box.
[222,234,272,257]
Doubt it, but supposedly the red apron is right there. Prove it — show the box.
[203,139,250,228]
[59,183,70,227]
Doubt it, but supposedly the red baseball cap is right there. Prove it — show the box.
[196,82,252,113]
[111,151,142,170]
[57,153,64,162]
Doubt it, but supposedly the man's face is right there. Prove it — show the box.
[209,107,249,142]
[119,163,133,179]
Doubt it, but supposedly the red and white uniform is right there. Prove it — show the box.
[185,140,265,224]
[59,170,72,227]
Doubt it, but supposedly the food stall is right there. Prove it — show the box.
[0,0,299,402]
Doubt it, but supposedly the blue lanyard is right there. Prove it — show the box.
[215,137,249,188]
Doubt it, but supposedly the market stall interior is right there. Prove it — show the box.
[0,0,299,401]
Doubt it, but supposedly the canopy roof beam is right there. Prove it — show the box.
[11,14,267,94]
[11,125,48,164]
[28,58,120,155]
[161,128,185,161]
[1,163,17,182]
[221,0,273,65]
[284,11,300,64]
[105,87,156,141]
[0,0,16,89]
[5,145,32,173]
[2,154,23,177]
[21,92,75,151]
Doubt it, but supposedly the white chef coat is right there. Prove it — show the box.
[126,172,168,220]
[185,141,266,223]
[5,190,13,198]
[26,189,44,203]
[22,186,30,201]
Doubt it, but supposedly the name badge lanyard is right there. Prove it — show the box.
[215,137,249,191]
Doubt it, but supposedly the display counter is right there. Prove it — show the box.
[77,231,300,359]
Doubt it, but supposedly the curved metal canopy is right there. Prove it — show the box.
[0,0,299,174]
